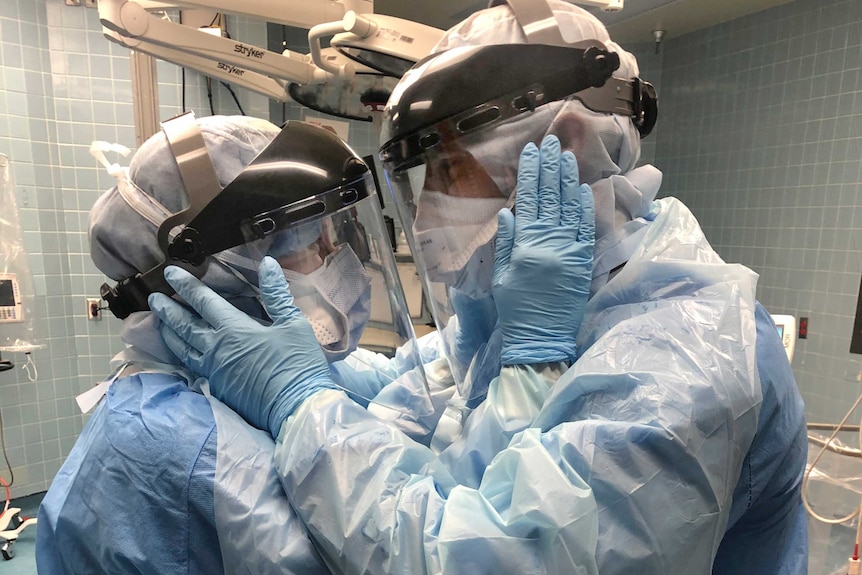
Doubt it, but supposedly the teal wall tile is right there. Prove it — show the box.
[654,0,862,425]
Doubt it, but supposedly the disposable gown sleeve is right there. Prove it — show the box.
[275,297,760,575]
[274,389,600,575]
[329,330,445,407]
[437,362,567,488]
[331,330,459,445]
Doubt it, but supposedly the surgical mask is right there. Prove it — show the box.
[283,244,372,362]
[439,241,496,300]
[412,190,505,297]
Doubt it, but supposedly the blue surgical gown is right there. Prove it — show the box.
[36,370,329,575]
[272,197,807,575]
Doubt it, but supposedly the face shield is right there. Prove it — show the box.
[101,113,433,417]
[380,43,656,399]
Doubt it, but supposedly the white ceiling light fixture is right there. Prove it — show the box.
[132,0,373,30]
[288,48,398,123]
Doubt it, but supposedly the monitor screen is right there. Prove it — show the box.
[776,325,784,339]
[0,279,15,307]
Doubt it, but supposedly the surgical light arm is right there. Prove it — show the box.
[136,0,373,29]
[99,0,345,86]
[104,28,291,102]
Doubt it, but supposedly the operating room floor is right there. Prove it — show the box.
[0,492,42,575]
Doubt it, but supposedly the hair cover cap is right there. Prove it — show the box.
[89,115,281,298]
[435,0,638,79]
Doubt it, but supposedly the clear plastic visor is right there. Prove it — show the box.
[384,128,521,402]
[222,191,433,418]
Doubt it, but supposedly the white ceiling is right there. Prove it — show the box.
[374,0,797,44]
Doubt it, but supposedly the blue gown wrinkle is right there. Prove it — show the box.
[37,371,329,575]
[37,372,222,574]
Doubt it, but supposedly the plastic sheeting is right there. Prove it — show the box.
[806,431,862,575]
[806,431,862,528]
[273,197,764,575]
[0,154,43,353]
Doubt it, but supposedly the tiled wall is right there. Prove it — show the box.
[0,0,195,498]
[655,0,862,426]
[2,0,86,499]
[655,4,862,570]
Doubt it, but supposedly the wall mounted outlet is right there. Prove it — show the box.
[86,297,102,321]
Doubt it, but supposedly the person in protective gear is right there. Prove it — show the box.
[152,2,807,574]
[153,131,599,574]
[36,113,426,574]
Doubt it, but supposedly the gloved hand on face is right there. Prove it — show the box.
[149,258,336,438]
[493,135,595,366]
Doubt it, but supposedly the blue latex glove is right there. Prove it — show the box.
[148,257,336,438]
[449,288,497,369]
[493,134,595,366]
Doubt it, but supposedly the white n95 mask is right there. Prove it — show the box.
[283,244,373,362]
[412,190,505,297]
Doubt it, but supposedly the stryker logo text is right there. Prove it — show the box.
[234,44,264,59]
[217,62,245,76]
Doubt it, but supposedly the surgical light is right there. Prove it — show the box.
[329,12,444,78]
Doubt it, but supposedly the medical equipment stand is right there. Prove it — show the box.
[0,508,37,560]
[0,354,38,560]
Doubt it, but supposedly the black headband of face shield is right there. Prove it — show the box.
[380,43,657,171]
[100,120,374,320]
